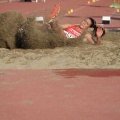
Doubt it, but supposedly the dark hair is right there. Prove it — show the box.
[88,17,105,37]
[88,17,96,28]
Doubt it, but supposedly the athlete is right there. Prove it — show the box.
[46,3,105,45]
[48,17,105,45]
[62,17,96,39]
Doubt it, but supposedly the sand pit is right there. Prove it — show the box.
[0,12,120,69]
[0,31,120,69]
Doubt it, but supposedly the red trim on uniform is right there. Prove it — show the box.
[65,26,83,38]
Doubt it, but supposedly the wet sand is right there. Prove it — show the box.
[0,31,120,69]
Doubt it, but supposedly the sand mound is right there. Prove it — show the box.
[0,31,120,69]
[0,11,120,69]
[16,20,66,49]
[0,11,25,49]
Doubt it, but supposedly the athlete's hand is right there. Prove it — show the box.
[96,26,103,38]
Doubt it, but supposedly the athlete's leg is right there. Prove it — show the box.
[83,33,95,45]
[49,21,67,39]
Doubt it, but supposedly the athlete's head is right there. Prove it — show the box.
[79,17,96,30]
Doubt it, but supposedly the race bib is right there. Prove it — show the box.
[64,30,76,38]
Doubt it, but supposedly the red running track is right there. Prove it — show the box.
[0,1,120,119]
[0,69,120,120]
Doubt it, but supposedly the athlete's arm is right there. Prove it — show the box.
[84,33,95,44]
[95,27,103,45]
